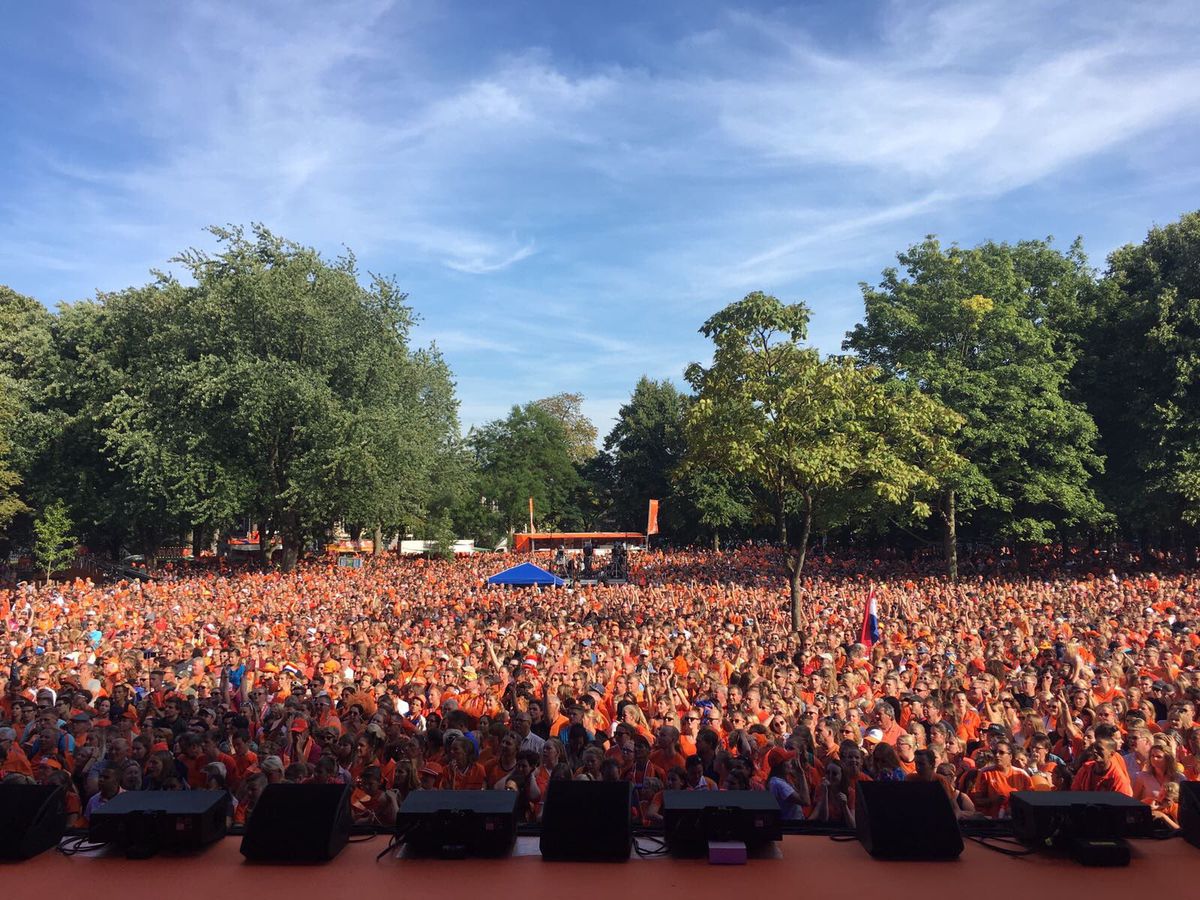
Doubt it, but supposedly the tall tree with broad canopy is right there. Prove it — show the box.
[0,286,55,536]
[845,238,1107,576]
[471,402,583,537]
[0,390,25,534]
[534,393,598,464]
[685,291,964,629]
[100,225,460,570]
[604,376,690,536]
[1072,212,1200,537]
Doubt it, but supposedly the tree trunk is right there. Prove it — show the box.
[789,500,813,632]
[712,531,721,552]
[191,526,210,560]
[942,489,958,581]
[258,522,273,568]
[775,491,788,545]
[373,524,383,556]
[280,512,302,572]
[141,534,160,572]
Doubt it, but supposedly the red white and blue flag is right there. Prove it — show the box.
[859,588,879,647]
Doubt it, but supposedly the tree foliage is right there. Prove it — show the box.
[33,499,76,581]
[604,377,690,536]
[686,292,964,628]
[470,402,582,536]
[845,238,1107,572]
[533,393,598,464]
[1073,212,1200,531]
[11,226,461,570]
[0,389,25,533]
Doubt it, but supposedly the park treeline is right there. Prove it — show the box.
[1,212,1199,577]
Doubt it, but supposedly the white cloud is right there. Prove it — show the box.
[3,0,1198,427]
[443,241,537,274]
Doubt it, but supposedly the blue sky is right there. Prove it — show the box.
[3,1,1199,435]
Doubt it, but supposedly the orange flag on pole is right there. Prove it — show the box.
[528,497,535,533]
[646,499,659,535]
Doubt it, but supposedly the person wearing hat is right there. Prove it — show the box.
[765,747,808,820]
[418,760,443,790]
[288,715,320,766]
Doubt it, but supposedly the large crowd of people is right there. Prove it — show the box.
[1,544,1197,835]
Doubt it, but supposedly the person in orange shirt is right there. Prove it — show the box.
[948,690,982,741]
[443,737,486,790]
[895,733,918,775]
[0,726,34,776]
[1071,738,1133,795]
[650,724,687,773]
[485,731,521,789]
[970,741,1033,819]
[1091,671,1124,707]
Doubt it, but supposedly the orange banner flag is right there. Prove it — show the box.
[647,499,659,535]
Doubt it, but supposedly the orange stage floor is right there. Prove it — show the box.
[7,835,1199,899]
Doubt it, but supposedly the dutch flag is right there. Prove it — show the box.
[859,588,879,648]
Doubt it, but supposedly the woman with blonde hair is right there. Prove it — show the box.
[1133,740,1182,805]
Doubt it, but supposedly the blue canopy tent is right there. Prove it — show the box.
[486,561,565,587]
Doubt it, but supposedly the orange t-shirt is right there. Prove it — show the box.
[443,762,487,790]
[971,767,1033,817]
[954,709,982,742]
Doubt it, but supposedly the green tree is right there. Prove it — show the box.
[0,286,56,536]
[1073,212,1200,537]
[685,292,963,628]
[33,499,76,581]
[673,466,751,550]
[471,403,582,536]
[604,377,690,536]
[845,238,1107,575]
[0,390,26,533]
[0,291,178,558]
[572,451,617,532]
[431,510,458,560]
[98,225,459,570]
[533,393,598,464]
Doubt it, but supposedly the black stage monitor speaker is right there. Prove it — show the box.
[856,781,963,860]
[397,790,517,858]
[1010,790,1152,845]
[241,783,351,863]
[540,780,632,861]
[662,789,782,857]
[1181,782,1200,849]
[89,790,227,858]
[0,784,67,860]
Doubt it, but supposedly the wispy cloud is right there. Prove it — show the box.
[2,0,1198,427]
[443,240,537,274]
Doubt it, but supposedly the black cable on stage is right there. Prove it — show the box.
[375,826,415,862]
[58,836,110,856]
[632,836,670,857]
[966,835,1040,857]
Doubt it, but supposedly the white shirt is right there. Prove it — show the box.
[519,731,546,755]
